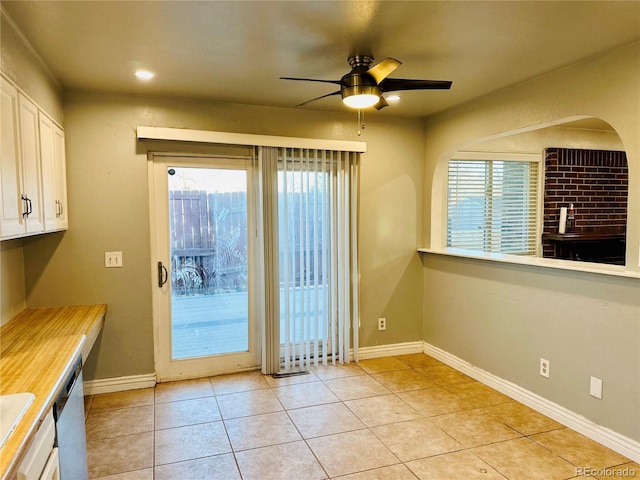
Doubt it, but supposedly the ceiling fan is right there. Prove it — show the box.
[281,55,452,110]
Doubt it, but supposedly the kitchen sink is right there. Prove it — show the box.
[0,393,35,449]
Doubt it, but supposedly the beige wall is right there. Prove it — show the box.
[421,42,640,441]
[22,92,425,380]
[0,13,63,123]
[465,123,625,154]
[0,239,26,325]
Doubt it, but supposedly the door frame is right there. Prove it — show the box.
[148,152,261,382]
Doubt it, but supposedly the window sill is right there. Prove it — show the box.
[418,247,640,279]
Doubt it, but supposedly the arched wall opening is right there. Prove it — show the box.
[429,115,629,267]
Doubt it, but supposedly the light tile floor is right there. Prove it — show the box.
[83,354,638,480]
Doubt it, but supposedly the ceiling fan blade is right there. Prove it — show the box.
[367,57,402,84]
[379,78,452,91]
[295,90,342,107]
[280,77,343,85]
[374,97,389,110]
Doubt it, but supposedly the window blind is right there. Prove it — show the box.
[260,146,359,374]
[447,156,539,255]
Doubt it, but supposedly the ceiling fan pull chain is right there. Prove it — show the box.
[357,109,365,136]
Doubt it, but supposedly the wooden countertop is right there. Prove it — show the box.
[0,304,106,480]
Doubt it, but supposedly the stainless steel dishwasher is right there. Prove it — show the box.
[53,356,88,480]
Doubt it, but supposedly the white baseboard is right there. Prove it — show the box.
[83,373,157,396]
[423,342,640,463]
[356,341,424,360]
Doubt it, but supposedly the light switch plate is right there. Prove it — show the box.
[105,251,123,268]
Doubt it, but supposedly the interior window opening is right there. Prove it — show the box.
[443,117,629,268]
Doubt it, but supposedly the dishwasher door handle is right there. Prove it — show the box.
[54,358,82,421]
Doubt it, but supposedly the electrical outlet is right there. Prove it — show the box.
[105,251,123,268]
[590,376,603,399]
[378,317,387,331]
[539,358,550,378]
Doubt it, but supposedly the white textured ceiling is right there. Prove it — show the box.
[2,1,639,118]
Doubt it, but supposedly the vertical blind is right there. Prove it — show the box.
[260,147,360,374]
[447,156,539,255]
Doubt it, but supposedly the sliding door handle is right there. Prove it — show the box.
[158,261,169,288]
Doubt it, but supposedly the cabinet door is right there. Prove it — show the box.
[39,114,68,232]
[39,112,58,231]
[17,411,56,480]
[18,94,44,235]
[39,448,60,480]
[0,77,25,238]
[53,125,68,230]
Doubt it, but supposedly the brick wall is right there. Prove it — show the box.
[542,147,628,259]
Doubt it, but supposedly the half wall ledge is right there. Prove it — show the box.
[418,248,640,279]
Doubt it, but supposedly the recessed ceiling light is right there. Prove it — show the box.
[135,70,154,80]
[386,95,401,102]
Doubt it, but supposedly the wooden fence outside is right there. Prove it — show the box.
[169,190,327,297]
[170,190,248,296]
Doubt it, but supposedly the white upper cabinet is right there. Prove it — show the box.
[0,77,24,238]
[18,94,44,235]
[0,75,67,240]
[53,125,68,230]
[40,112,68,231]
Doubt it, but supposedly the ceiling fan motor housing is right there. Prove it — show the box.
[348,55,375,69]
[341,56,381,100]
[340,74,381,100]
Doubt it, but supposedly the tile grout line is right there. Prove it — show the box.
[208,377,244,480]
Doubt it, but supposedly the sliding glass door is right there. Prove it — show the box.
[151,155,260,381]
[149,147,360,380]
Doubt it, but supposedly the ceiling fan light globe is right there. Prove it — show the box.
[342,94,380,108]
[341,85,381,108]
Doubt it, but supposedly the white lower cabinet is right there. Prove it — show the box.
[38,448,60,480]
[17,411,60,480]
